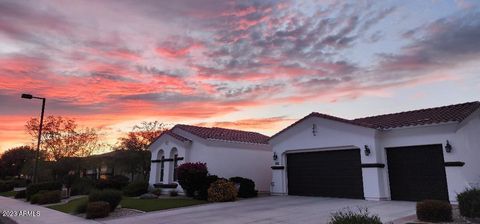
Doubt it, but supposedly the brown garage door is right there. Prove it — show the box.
[287,149,364,199]
[386,144,449,201]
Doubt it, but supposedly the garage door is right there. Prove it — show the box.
[386,144,449,201]
[287,149,364,199]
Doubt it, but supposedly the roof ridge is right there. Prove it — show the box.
[175,124,269,137]
[353,101,480,121]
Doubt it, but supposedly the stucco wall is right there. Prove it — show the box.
[270,111,480,203]
[270,116,384,200]
[149,129,272,193]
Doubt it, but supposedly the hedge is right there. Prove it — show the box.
[416,200,452,222]
[86,201,110,219]
[457,188,480,218]
[89,189,122,211]
[123,181,149,197]
[26,181,62,200]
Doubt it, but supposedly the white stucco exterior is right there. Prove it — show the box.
[148,127,272,193]
[270,108,480,203]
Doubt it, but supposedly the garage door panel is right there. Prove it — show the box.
[387,145,449,201]
[287,149,364,199]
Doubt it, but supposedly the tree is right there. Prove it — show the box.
[0,146,36,178]
[25,116,102,161]
[114,121,167,180]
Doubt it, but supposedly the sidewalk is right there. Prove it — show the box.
[0,196,98,224]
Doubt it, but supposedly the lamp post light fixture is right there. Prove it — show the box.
[364,145,371,156]
[445,140,453,153]
[21,93,46,183]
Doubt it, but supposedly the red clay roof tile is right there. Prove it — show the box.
[175,124,269,144]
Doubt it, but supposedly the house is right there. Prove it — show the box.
[269,101,480,203]
[148,124,272,194]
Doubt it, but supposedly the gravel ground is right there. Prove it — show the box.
[76,208,144,221]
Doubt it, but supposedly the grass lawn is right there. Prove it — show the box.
[48,197,88,214]
[120,197,208,212]
[48,196,208,213]
[0,191,16,197]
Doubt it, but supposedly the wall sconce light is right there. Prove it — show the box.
[312,124,317,136]
[273,152,278,161]
[445,140,452,153]
[364,145,371,156]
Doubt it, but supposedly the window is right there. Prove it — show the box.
[160,155,165,181]
[173,154,178,181]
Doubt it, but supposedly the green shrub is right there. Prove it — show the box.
[229,177,258,198]
[196,175,218,200]
[12,178,30,188]
[14,190,26,199]
[86,201,110,219]
[71,178,95,196]
[37,190,61,205]
[95,175,129,190]
[416,200,452,222]
[30,190,61,205]
[177,162,208,197]
[457,188,480,218]
[207,179,237,202]
[26,181,62,200]
[74,200,88,214]
[151,188,162,196]
[329,208,382,224]
[123,181,148,197]
[169,190,178,197]
[0,180,15,192]
[89,189,122,211]
[30,191,44,204]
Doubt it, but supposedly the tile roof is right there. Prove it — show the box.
[165,131,191,142]
[270,101,480,140]
[175,124,269,144]
[354,101,480,129]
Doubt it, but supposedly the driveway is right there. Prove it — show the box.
[0,196,99,224]
[102,196,416,224]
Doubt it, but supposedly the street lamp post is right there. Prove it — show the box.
[21,94,46,183]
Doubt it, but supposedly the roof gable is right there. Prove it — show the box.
[270,101,480,141]
[175,124,269,144]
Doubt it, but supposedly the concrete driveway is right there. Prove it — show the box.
[102,196,416,224]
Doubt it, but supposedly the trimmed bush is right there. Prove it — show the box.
[207,179,237,202]
[38,190,61,205]
[169,190,178,197]
[151,188,162,196]
[86,201,110,219]
[71,178,95,196]
[139,193,157,199]
[177,162,208,197]
[0,180,15,192]
[329,208,382,224]
[14,190,26,199]
[196,175,219,200]
[416,200,452,222]
[457,188,480,218]
[75,200,88,214]
[95,175,129,190]
[26,181,62,200]
[123,181,148,197]
[30,190,61,205]
[89,189,122,211]
[229,177,258,198]
[12,178,30,188]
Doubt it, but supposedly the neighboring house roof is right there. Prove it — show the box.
[354,101,480,129]
[175,124,270,144]
[270,101,480,140]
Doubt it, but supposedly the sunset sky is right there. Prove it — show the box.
[1,0,479,153]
